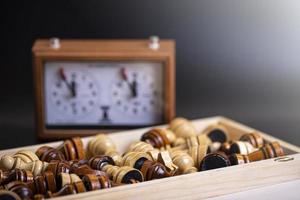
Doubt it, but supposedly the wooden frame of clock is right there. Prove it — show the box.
[32,38,175,140]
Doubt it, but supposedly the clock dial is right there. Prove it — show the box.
[44,61,163,126]
[111,67,162,116]
[49,67,99,117]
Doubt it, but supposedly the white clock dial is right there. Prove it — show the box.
[111,68,162,116]
[50,68,98,117]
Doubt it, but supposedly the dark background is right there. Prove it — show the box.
[1,0,300,149]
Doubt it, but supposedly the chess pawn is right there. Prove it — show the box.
[89,155,143,184]
[46,160,70,178]
[188,144,209,168]
[202,123,229,143]
[88,134,122,166]
[127,141,154,153]
[0,169,33,185]
[198,152,231,171]
[186,134,212,149]
[229,141,257,155]
[57,137,85,160]
[240,132,264,148]
[82,174,111,190]
[35,146,65,162]
[228,154,250,165]
[247,141,284,162]
[171,151,197,174]
[4,181,33,200]
[28,171,57,195]
[0,156,49,176]
[141,128,176,148]
[169,117,198,138]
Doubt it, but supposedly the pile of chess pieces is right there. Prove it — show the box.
[0,118,284,199]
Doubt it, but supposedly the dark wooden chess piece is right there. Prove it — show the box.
[69,159,103,177]
[0,169,33,185]
[202,123,229,143]
[46,160,71,178]
[240,132,265,148]
[198,153,231,171]
[58,137,86,161]
[3,181,33,200]
[89,155,143,184]
[141,128,176,148]
[82,174,111,190]
[27,171,57,195]
[35,146,65,162]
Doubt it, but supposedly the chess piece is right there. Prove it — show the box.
[240,132,264,148]
[13,150,40,163]
[46,183,81,198]
[122,151,153,169]
[46,181,86,197]
[46,160,70,178]
[228,154,250,165]
[169,117,197,138]
[141,128,176,148]
[247,141,284,162]
[229,141,257,155]
[82,174,111,190]
[127,141,154,153]
[202,123,229,143]
[28,171,57,195]
[58,137,85,160]
[219,141,232,155]
[170,151,197,174]
[0,169,33,185]
[140,160,171,181]
[35,146,65,162]
[4,181,33,200]
[0,156,49,176]
[157,151,178,175]
[188,144,209,168]
[0,150,39,169]
[69,160,102,177]
[57,173,81,189]
[89,155,143,184]
[198,153,231,171]
[88,134,122,166]
[0,190,22,200]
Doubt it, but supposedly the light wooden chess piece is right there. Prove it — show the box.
[169,117,198,138]
[170,150,197,174]
[58,173,81,188]
[88,134,122,166]
[0,156,49,176]
[188,144,209,168]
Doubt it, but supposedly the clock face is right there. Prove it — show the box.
[44,61,164,127]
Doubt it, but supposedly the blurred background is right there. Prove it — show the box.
[1,0,300,149]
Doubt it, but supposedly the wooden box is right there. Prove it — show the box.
[1,116,299,199]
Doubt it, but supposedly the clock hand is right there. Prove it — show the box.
[120,67,137,98]
[58,67,76,98]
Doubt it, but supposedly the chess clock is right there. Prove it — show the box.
[32,37,175,139]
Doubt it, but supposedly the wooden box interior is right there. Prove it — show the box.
[1,116,299,200]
